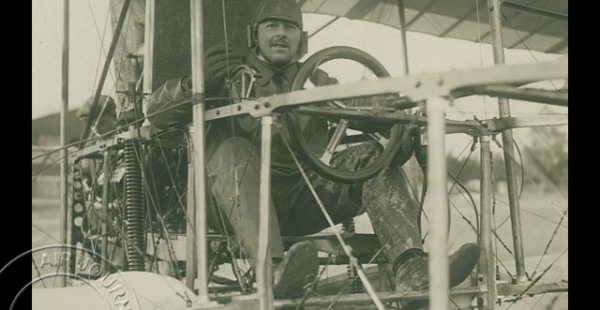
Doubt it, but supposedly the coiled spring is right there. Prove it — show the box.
[124,141,145,271]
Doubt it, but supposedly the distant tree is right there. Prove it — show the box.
[522,126,568,192]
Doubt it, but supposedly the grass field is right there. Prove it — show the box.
[32,186,567,309]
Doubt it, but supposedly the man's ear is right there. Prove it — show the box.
[247,24,257,49]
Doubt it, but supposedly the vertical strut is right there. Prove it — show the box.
[190,0,212,305]
[487,0,527,284]
[478,135,497,309]
[257,115,275,310]
[426,97,449,310]
[59,0,70,287]
[101,150,111,273]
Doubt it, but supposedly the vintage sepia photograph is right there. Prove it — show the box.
[30,0,567,309]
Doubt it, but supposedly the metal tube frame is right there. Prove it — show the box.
[478,135,497,309]
[257,116,275,310]
[397,0,410,75]
[487,0,527,284]
[101,150,111,274]
[60,0,70,288]
[186,130,197,290]
[426,97,449,310]
[204,59,567,121]
[190,0,211,305]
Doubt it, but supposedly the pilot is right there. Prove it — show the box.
[148,0,480,302]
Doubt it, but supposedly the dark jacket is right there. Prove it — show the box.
[147,52,337,174]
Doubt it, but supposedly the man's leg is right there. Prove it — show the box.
[207,136,285,264]
[277,142,479,295]
[362,163,424,266]
[207,136,318,299]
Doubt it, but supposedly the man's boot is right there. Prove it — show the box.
[394,243,481,309]
[272,241,319,299]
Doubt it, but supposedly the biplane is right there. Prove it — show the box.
[29,0,567,309]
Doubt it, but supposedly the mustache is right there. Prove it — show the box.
[270,39,289,47]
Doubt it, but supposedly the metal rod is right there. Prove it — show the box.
[143,0,154,95]
[204,59,567,120]
[273,287,483,308]
[487,0,527,284]
[397,0,424,189]
[186,139,197,290]
[459,85,568,107]
[79,0,131,148]
[60,0,70,287]
[397,0,410,75]
[477,135,496,310]
[190,0,210,302]
[502,1,568,21]
[101,150,110,274]
[308,16,340,39]
[426,97,449,310]
[257,115,274,310]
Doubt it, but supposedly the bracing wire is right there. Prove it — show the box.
[504,248,568,308]
[325,247,387,310]
[32,97,208,163]
[31,257,48,288]
[154,131,195,231]
[277,122,386,310]
[88,0,114,97]
[522,129,568,199]
[81,139,187,288]
[32,222,61,244]
[529,209,568,280]
[491,137,568,218]
[501,11,560,90]
[447,173,479,234]
[32,147,81,181]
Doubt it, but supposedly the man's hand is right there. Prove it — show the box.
[205,42,243,92]
[181,41,243,92]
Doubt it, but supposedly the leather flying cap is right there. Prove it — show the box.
[253,0,303,30]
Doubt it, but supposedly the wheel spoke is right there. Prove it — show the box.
[367,132,389,148]
[320,119,350,164]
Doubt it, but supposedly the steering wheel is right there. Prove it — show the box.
[281,46,412,183]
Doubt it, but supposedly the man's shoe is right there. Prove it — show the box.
[449,243,481,287]
[395,243,481,292]
[394,243,481,309]
[395,250,429,292]
[273,241,319,299]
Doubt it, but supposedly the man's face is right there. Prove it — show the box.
[256,19,301,66]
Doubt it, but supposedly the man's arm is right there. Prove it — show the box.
[147,41,242,131]
[147,77,193,130]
